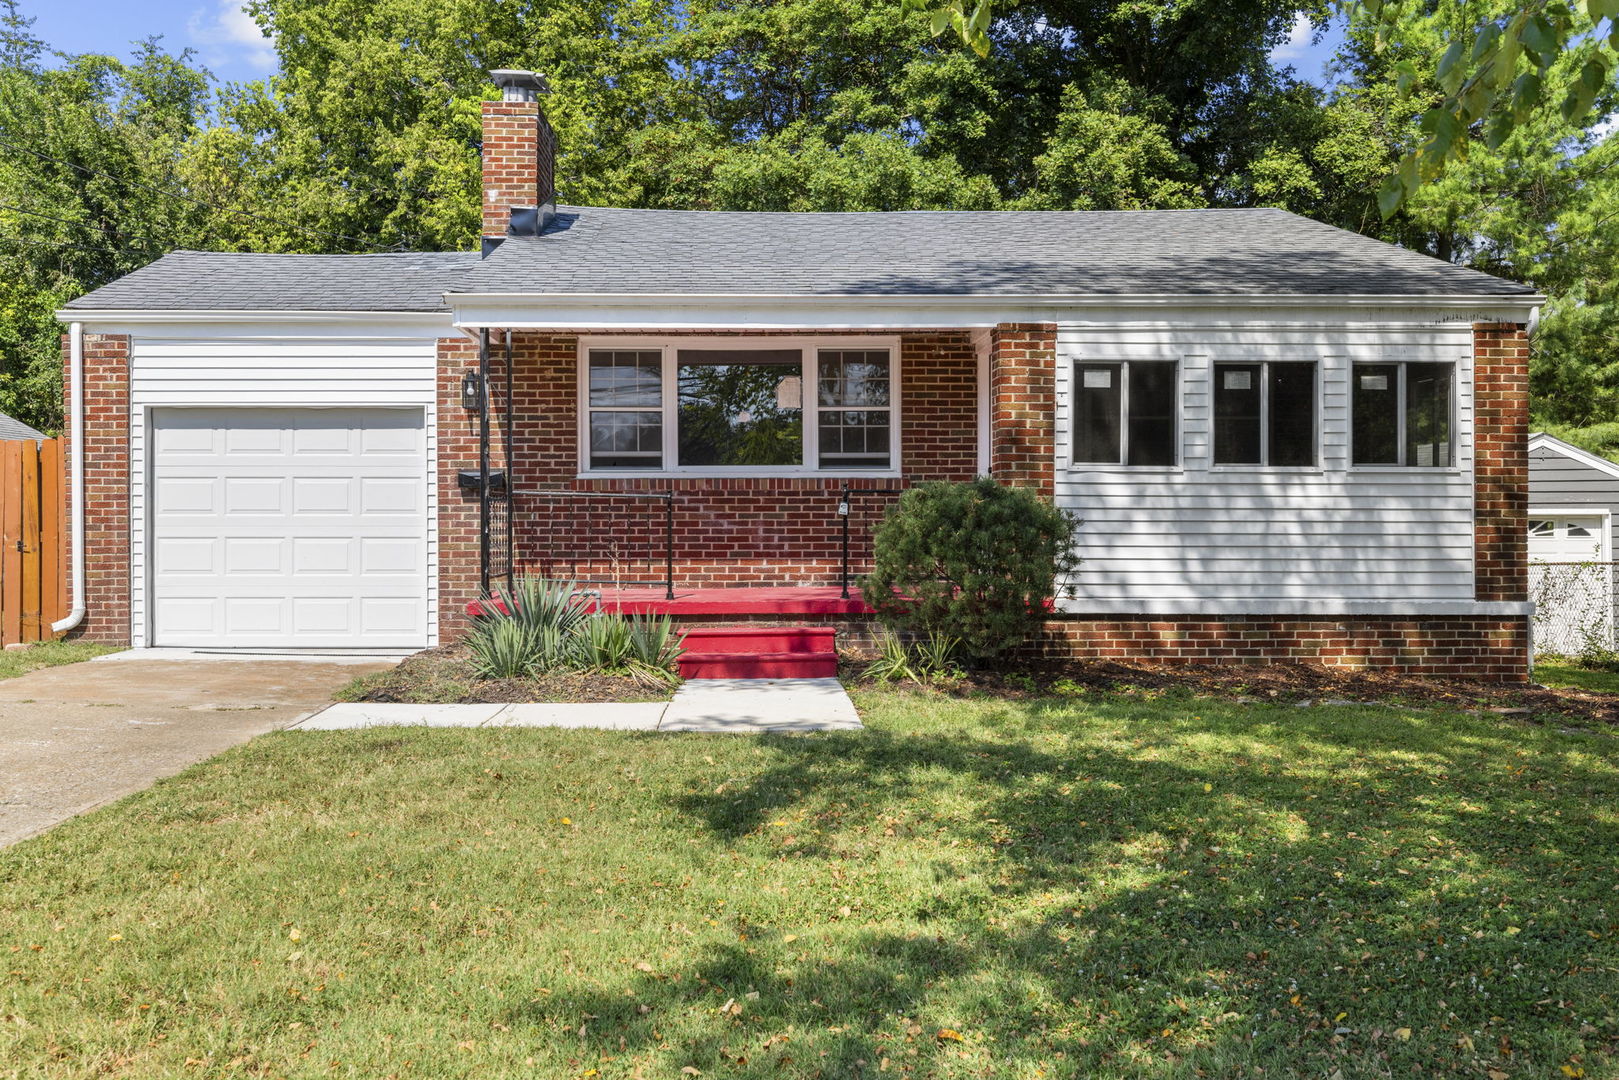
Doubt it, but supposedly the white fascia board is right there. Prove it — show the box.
[1528,431,1619,481]
[55,310,456,340]
[450,292,1543,331]
[1054,598,1535,618]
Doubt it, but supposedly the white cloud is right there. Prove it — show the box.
[1271,13,1314,64]
[187,1,277,74]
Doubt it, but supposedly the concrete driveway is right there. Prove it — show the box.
[0,652,395,847]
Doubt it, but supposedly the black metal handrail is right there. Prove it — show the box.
[838,483,906,599]
[513,488,676,600]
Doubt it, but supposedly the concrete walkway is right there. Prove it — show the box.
[0,652,394,847]
[294,678,864,734]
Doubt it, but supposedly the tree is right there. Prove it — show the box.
[0,6,217,428]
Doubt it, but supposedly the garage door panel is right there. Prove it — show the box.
[155,537,218,574]
[224,477,285,515]
[156,477,218,514]
[151,407,427,649]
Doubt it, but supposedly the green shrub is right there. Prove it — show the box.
[863,630,965,684]
[467,618,540,679]
[468,576,685,685]
[861,478,1079,661]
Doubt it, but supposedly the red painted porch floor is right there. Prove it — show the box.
[591,586,874,617]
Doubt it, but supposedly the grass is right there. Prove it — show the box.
[0,639,118,681]
[1533,659,1619,694]
[2,688,1618,1078]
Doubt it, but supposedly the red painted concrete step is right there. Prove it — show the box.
[678,626,838,680]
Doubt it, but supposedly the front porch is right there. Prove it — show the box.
[437,324,1055,639]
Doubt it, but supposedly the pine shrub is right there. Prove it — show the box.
[861,478,1079,660]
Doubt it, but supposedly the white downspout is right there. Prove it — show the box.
[51,320,85,634]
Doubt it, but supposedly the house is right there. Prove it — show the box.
[1526,431,1619,655]
[0,411,45,442]
[55,69,1541,678]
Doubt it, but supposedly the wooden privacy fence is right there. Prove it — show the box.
[0,438,66,646]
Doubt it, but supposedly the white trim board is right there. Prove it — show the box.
[1528,431,1619,482]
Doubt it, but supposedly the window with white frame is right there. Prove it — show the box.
[1213,361,1317,466]
[1351,361,1454,467]
[1071,360,1177,466]
[583,341,897,472]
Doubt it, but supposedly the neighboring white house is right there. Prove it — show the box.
[1528,431,1619,655]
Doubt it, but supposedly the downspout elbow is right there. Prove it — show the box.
[51,320,86,635]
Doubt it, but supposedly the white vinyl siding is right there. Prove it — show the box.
[128,331,441,648]
[1053,316,1477,612]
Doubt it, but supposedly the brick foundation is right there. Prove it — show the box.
[1027,616,1531,680]
[61,332,130,645]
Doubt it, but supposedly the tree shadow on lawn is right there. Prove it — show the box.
[523,698,1619,1077]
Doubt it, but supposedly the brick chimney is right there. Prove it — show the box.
[482,69,555,253]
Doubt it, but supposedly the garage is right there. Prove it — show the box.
[149,406,428,649]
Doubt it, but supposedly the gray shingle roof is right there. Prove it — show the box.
[62,250,480,312]
[61,206,1535,313]
[458,205,1532,298]
[0,411,45,441]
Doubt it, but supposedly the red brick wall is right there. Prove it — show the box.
[481,99,555,239]
[435,331,979,638]
[1032,616,1531,681]
[989,322,1055,494]
[60,332,130,644]
[1473,322,1529,603]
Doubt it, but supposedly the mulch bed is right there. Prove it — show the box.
[355,646,1619,726]
[343,645,672,704]
[842,657,1619,727]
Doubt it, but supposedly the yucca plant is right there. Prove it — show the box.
[913,630,965,680]
[467,617,538,679]
[569,612,636,671]
[863,631,920,684]
[624,613,685,687]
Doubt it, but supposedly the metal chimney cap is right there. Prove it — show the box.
[491,69,550,101]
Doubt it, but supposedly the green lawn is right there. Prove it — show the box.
[0,639,119,680]
[2,689,1617,1078]
[1534,659,1619,695]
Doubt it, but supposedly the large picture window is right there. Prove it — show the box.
[1072,360,1178,466]
[1352,362,1454,467]
[1213,362,1317,466]
[583,341,897,473]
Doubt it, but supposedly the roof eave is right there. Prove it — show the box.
[56,308,454,322]
[443,290,1544,307]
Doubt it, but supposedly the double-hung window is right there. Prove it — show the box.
[1213,362,1317,466]
[1072,360,1178,466]
[1351,362,1454,467]
[584,341,897,472]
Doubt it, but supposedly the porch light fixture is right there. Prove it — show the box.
[461,369,484,411]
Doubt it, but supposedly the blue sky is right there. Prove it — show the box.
[20,1,1346,90]
[22,0,276,85]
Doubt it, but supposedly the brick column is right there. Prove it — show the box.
[989,322,1056,494]
[60,332,130,644]
[481,98,555,240]
[437,334,482,641]
[1473,322,1529,603]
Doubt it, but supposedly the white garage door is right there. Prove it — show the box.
[150,407,428,648]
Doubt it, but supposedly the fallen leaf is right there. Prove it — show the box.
[681,1068,702,1077]
[634,962,654,973]
[288,928,301,942]
[1395,1028,1411,1041]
